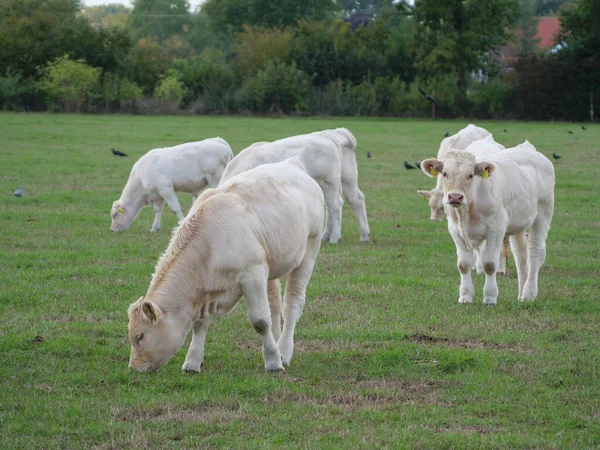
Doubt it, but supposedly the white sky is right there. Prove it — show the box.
[82,0,205,11]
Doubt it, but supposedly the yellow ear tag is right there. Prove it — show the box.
[481,169,489,179]
[117,207,124,214]
[430,168,439,177]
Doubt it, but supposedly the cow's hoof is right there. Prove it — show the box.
[182,360,203,373]
[458,296,473,304]
[483,297,497,305]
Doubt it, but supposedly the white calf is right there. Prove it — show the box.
[111,138,233,232]
[221,130,368,243]
[127,157,324,372]
[421,141,554,304]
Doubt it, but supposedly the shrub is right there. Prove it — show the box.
[38,54,101,112]
[170,55,236,108]
[0,69,26,110]
[240,60,310,114]
[154,75,184,102]
[469,80,515,118]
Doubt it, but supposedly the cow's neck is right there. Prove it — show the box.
[146,267,199,319]
[121,177,149,211]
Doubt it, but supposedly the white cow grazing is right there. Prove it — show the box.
[110,138,234,232]
[221,128,369,243]
[418,124,491,221]
[127,157,324,373]
[420,140,554,304]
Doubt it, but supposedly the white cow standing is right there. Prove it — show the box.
[110,138,234,232]
[418,124,491,221]
[127,158,324,373]
[220,128,370,243]
[420,141,554,304]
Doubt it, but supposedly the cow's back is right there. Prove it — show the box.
[221,135,340,184]
[195,159,325,280]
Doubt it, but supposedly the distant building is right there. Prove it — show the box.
[495,16,563,74]
[535,16,561,49]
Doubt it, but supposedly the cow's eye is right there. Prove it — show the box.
[442,172,447,178]
[468,174,473,179]
[136,333,144,342]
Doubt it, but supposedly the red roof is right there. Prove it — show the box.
[535,16,561,48]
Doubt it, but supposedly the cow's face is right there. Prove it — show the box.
[127,297,188,372]
[417,189,445,221]
[110,201,134,232]
[421,152,494,208]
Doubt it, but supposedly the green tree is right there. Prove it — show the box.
[234,25,294,76]
[408,0,519,107]
[203,0,342,36]
[129,0,191,42]
[126,37,172,94]
[0,0,85,78]
[82,4,130,27]
[516,0,540,56]
[558,0,600,120]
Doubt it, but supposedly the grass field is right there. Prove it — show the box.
[1,113,599,449]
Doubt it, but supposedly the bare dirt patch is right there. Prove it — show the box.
[114,402,243,424]
[405,333,520,351]
[265,379,457,410]
[264,390,393,411]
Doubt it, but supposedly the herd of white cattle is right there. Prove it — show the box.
[114,125,555,373]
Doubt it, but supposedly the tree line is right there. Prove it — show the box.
[0,0,597,120]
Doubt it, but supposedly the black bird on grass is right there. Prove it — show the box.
[443,131,450,138]
[112,148,128,157]
[366,151,372,158]
[418,87,437,105]
[581,124,587,130]
[404,161,416,170]
[552,153,562,160]
[414,161,421,169]
[567,130,573,134]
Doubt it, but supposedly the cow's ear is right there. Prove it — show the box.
[417,190,432,199]
[421,159,443,178]
[474,162,495,179]
[142,301,159,323]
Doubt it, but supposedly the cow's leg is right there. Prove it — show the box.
[457,248,476,304]
[268,279,282,342]
[498,236,510,276]
[510,231,528,299]
[450,225,475,304]
[342,182,370,242]
[150,199,165,232]
[521,202,553,301]
[182,317,210,373]
[157,186,185,222]
[480,233,503,305]
[279,236,320,367]
[474,244,484,274]
[320,181,343,244]
[242,271,284,371]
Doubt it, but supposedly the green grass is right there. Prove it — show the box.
[1,113,599,449]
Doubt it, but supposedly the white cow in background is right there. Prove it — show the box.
[220,128,370,243]
[110,138,233,232]
[418,124,491,221]
[127,158,324,373]
[420,141,554,304]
